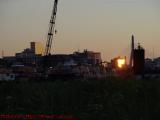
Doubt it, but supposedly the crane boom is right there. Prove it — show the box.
[44,0,58,56]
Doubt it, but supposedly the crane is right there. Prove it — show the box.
[44,0,59,56]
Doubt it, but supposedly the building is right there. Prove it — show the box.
[15,49,42,66]
[45,50,102,67]
[153,57,160,69]
[145,58,153,69]
[15,42,44,66]
[3,44,102,68]
[44,54,72,67]
[16,49,36,65]
[30,42,44,55]
[71,49,102,65]
[3,56,16,65]
[133,44,145,75]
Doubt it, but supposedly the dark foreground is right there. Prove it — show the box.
[0,77,160,120]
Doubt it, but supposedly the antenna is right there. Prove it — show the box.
[153,48,155,60]
[129,35,134,67]
[1,50,4,59]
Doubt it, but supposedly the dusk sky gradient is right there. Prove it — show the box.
[0,0,160,61]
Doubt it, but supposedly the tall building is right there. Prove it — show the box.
[30,42,44,55]
[133,44,145,75]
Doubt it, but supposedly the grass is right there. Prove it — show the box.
[0,77,160,120]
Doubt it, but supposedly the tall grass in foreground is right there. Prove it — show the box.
[0,77,159,120]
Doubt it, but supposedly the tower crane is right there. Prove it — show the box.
[44,0,59,56]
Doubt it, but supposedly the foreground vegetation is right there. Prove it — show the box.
[0,77,160,120]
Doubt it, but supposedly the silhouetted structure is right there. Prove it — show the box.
[30,42,44,55]
[71,50,102,65]
[133,44,145,75]
[44,0,58,56]
[130,35,135,67]
[45,50,102,67]
[15,42,43,66]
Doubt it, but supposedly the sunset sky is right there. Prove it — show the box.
[0,0,160,61]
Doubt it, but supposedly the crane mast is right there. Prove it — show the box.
[44,0,58,56]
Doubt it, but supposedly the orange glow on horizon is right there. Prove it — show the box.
[117,58,126,68]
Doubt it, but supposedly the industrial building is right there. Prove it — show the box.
[15,42,44,66]
[44,49,102,67]
[133,44,145,75]
[71,50,102,65]
[3,45,102,67]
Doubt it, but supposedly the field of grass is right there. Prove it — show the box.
[0,77,160,120]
